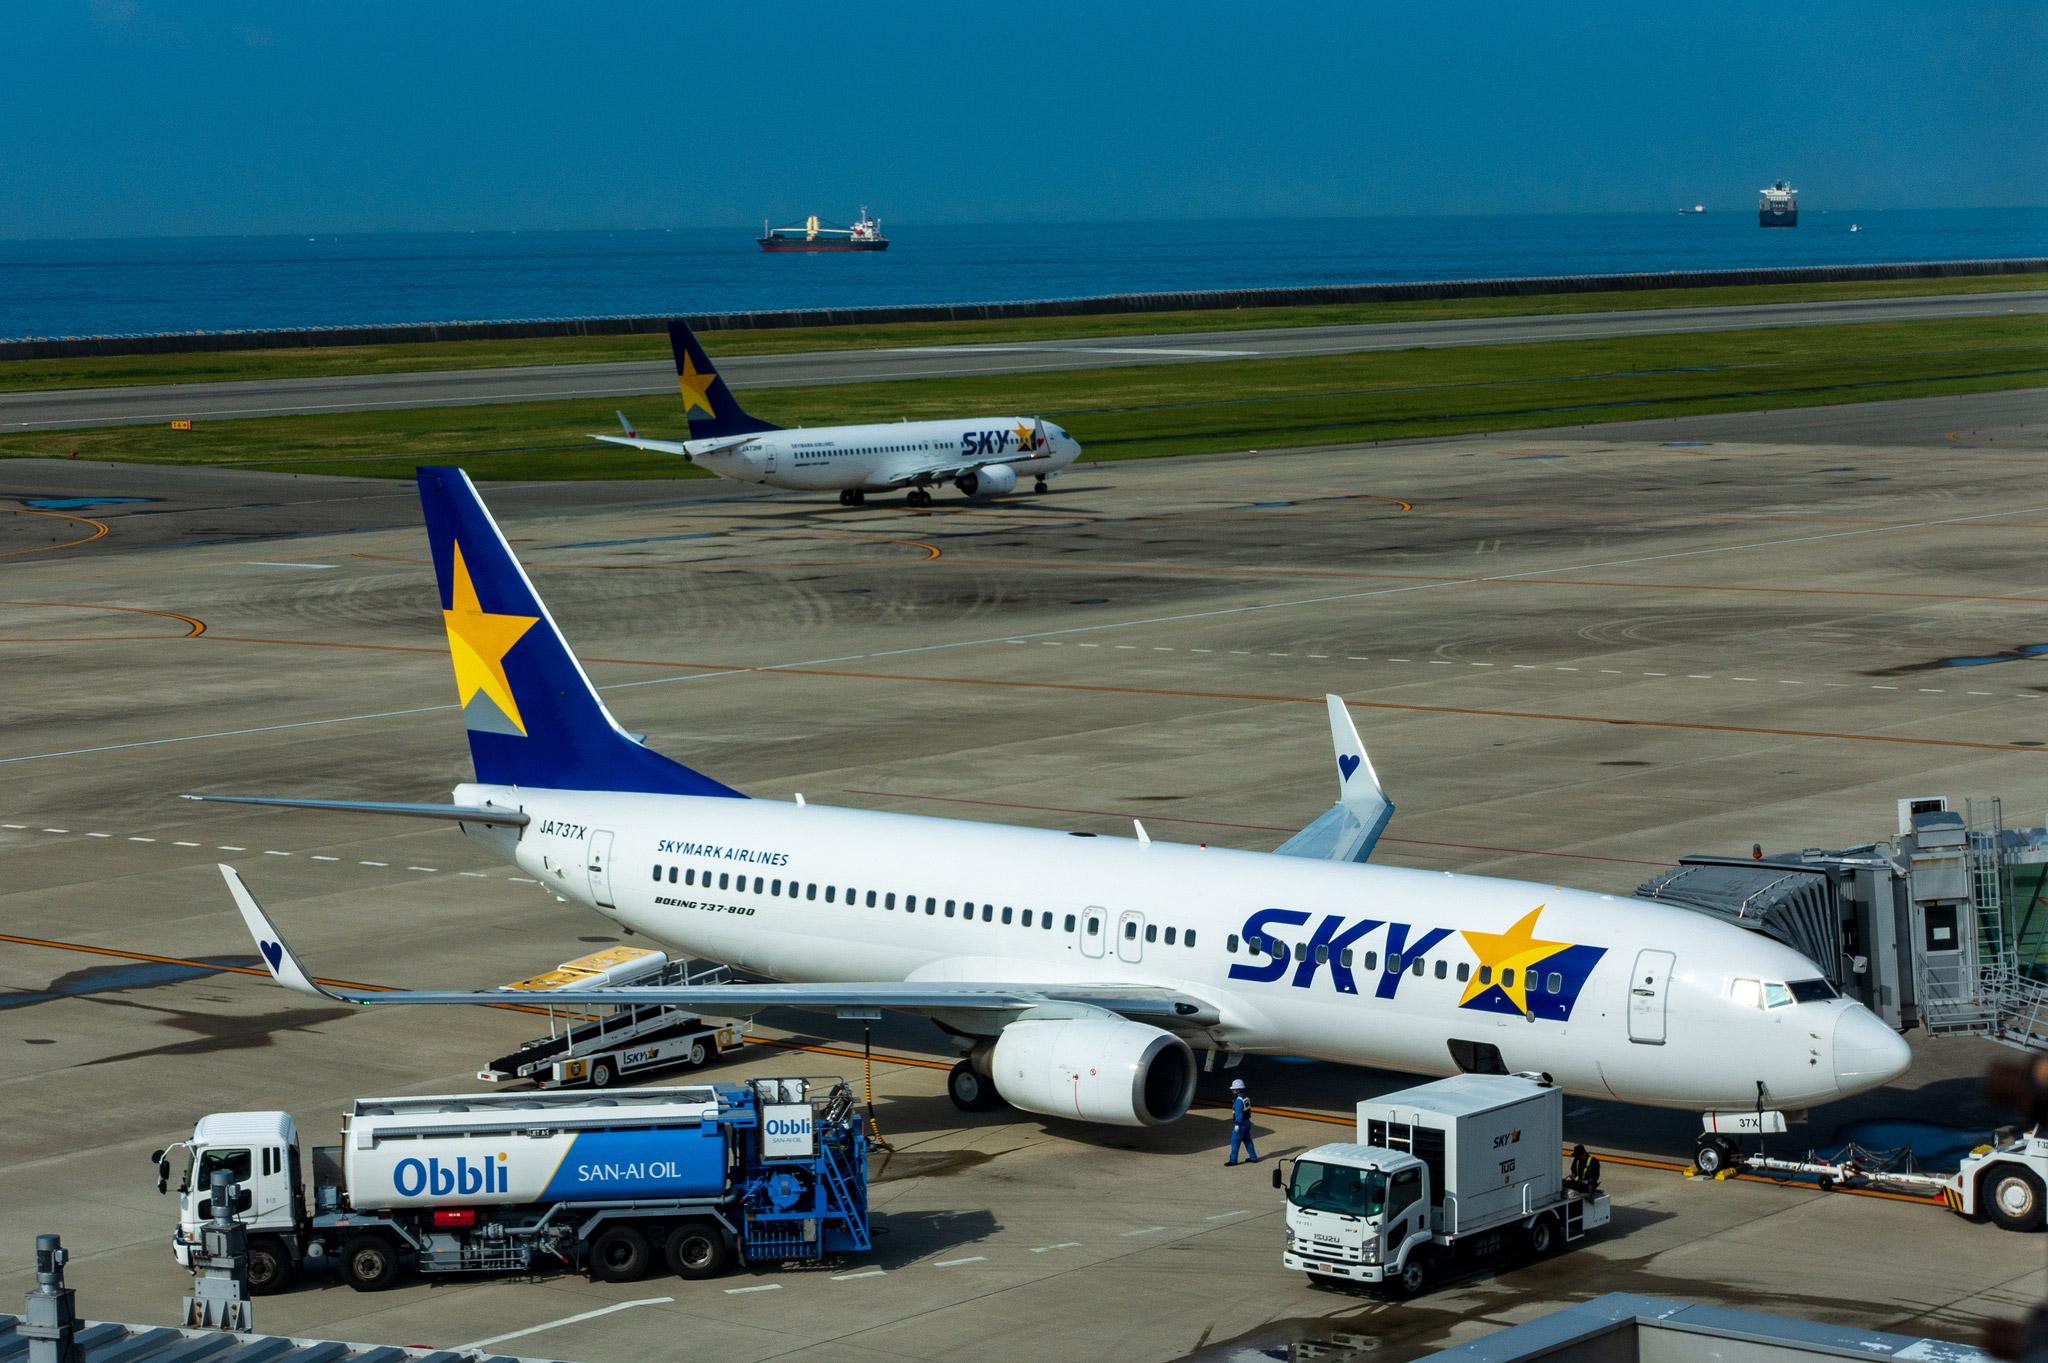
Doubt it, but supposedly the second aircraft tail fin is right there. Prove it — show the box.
[668,320,780,440]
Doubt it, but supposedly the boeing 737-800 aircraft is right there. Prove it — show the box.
[591,321,1081,506]
[203,467,1911,1141]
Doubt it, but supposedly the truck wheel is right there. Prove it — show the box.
[589,1059,615,1089]
[1524,1214,1558,1258]
[588,1225,651,1283]
[1393,1252,1431,1298]
[244,1236,294,1295]
[1984,1166,2045,1232]
[686,1040,709,1068]
[341,1235,400,1292]
[665,1221,731,1280]
[948,1061,999,1112]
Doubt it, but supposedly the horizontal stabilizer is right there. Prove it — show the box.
[184,794,528,826]
[590,433,693,456]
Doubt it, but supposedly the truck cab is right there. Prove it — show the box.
[1282,1143,1430,1291]
[156,1111,304,1290]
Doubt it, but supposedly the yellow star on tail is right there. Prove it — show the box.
[677,354,716,416]
[1458,905,1569,1016]
[442,544,539,734]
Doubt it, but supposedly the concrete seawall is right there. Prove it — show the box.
[6,257,2043,361]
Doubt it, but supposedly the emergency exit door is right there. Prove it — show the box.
[1116,910,1146,964]
[1081,906,1107,958]
[1628,948,1675,1044]
[587,829,616,909]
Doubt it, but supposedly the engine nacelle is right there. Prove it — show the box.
[956,464,1019,499]
[989,1017,1197,1127]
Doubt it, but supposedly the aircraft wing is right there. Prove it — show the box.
[1272,695,1394,864]
[591,433,695,456]
[588,410,759,459]
[221,866,1220,1029]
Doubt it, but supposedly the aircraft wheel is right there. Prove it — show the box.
[1693,1138,1734,1175]
[1034,478,1048,493]
[1985,1166,2045,1232]
[947,1060,1000,1112]
[907,488,932,508]
[839,489,865,506]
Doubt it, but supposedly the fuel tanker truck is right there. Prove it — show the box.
[152,1078,870,1293]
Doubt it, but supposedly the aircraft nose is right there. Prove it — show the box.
[1833,1005,1912,1093]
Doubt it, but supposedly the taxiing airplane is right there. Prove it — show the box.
[202,467,1911,1135]
[592,321,1082,506]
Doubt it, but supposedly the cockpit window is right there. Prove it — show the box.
[1762,982,1794,1009]
[1788,979,1837,1003]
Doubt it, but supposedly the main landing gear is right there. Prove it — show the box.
[948,1059,1002,1112]
[838,489,866,507]
[1034,477,1049,494]
[905,487,934,508]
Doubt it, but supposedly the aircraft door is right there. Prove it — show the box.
[1116,909,1145,964]
[761,443,778,477]
[1628,948,1675,1044]
[1081,906,1107,959]
[587,829,616,909]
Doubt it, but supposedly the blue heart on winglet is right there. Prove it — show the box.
[260,940,284,971]
[1338,753,1361,782]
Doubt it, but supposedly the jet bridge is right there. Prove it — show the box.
[1635,796,2048,1054]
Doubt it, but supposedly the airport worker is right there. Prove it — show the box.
[1225,1077,1260,1166]
[1568,1143,1592,1191]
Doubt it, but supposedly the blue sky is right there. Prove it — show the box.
[3,1,2042,238]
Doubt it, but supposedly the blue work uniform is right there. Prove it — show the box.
[1226,1093,1259,1165]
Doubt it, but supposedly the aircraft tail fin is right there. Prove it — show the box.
[415,466,744,798]
[667,320,780,439]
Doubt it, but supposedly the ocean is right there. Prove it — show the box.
[1,209,2043,342]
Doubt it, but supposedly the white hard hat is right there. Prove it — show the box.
[1230,1078,1246,1090]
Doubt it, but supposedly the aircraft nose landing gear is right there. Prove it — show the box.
[838,489,866,507]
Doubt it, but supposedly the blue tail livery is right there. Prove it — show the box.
[416,465,744,799]
[668,320,780,441]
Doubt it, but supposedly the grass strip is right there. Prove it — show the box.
[1,316,2038,482]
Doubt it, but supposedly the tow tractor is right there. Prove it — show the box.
[1693,1121,2048,1231]
[478,946,746,1090]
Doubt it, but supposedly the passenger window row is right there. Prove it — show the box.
[1221,932,1567,996]
[648,862,1202,948]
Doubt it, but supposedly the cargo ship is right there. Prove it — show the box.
[1758,181,1798,228]
[758,207,889,252]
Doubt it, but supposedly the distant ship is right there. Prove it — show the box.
[1758,181,1799,228]
[758,207,889,253]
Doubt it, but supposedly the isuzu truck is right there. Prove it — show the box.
[1276,1074,1609,1295]
[153,1078,869,1293]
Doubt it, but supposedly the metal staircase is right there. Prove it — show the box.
[1939,799,2048,1053]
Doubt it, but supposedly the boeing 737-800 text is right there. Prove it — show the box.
[591,321,1081,506]
[201,467,1911,1137]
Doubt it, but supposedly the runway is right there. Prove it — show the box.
[7,289,2042,431]
[2,389,2043,1359]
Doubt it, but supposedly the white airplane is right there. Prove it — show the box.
[201,467,1911,1143]
[591,320,1082,507]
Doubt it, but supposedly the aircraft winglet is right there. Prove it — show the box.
[1271,697,1395,865]
[220,865,355,1003]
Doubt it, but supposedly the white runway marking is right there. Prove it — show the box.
[173,841,199,847]
[311,854,339,861]
[241,561,337,570]
[43,828,67,834]
[127,836,155,842]
[85,832,110,838]
[457,1297,674,1351]
[1030,1242,1083,1252]
[407,865,438,873]
[833,1268,886,1280]
[1120,1226,1168,1237]
[935,1255,988,1267]
[216,845,244,852]
[359,860,387,867]
[725,1283,782,1294]
[1204,1210,1252,1221]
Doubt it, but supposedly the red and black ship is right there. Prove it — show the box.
[758,208,889,253]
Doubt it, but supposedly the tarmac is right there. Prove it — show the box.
[3,387,2047,1362]
[7,290,2043,430]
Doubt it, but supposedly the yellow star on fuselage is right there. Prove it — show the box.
[442,543,539,734]
[677,354,716,417]
[1012,420,1035,450]
[1458,905,1570,1016]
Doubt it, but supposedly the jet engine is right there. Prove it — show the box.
[956,464,1019,499]
[988,1017,1198,1127]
